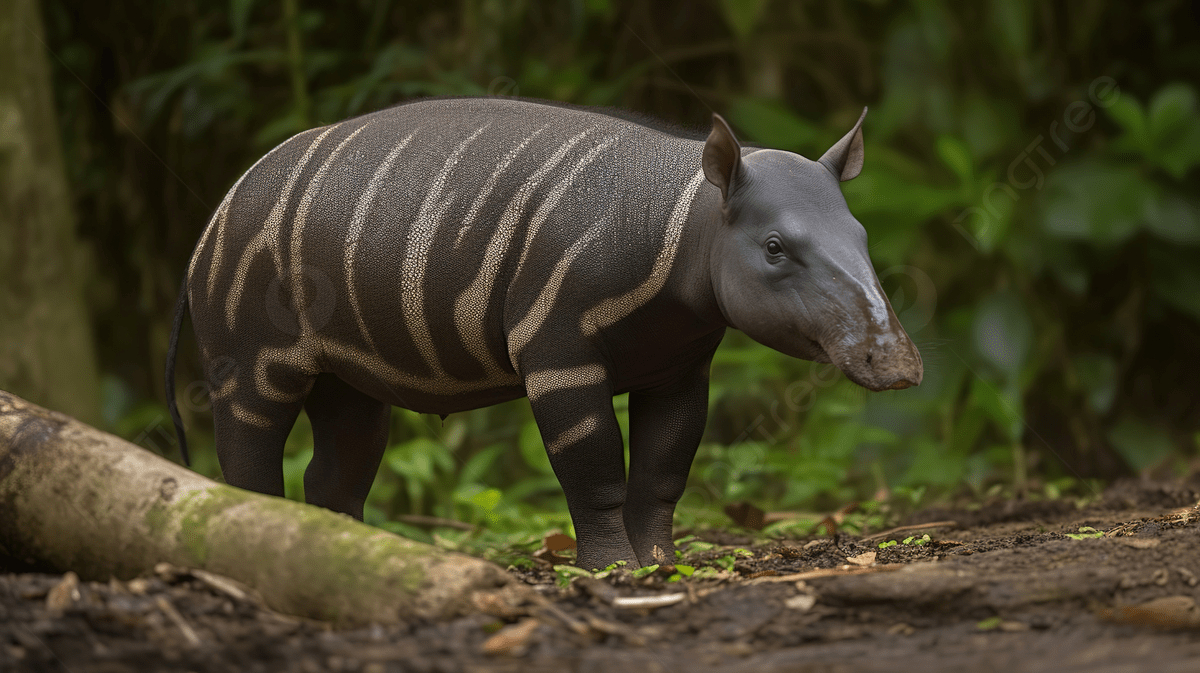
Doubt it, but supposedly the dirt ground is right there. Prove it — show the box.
[4,477,1200,673]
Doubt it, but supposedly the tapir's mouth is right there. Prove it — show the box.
[797,333,832,364]
[823,336,924,393]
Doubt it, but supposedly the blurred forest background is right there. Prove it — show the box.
[3,0,1199,548]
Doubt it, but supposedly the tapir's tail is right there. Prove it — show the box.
[165,281,190,466]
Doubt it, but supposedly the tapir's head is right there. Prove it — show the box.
[703,109,923,392]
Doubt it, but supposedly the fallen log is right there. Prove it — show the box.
[0,390,512,625]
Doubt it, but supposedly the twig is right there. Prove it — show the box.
[529,594,589,635]
[156,597,201,647]
[611,593,685,609]
[190,568,252,603]
[861,520,958,542]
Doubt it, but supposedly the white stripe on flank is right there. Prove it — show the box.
[454,126,574,376]
[525,364,608,401]
[225,125,338,330]
[460,126,547,235]
[288,122,370,336]
[190,129,315,305]
[507,218,606,358]
[514,133,619,273]
[252,337,522,402]
[401,124,491,376]
[344,132,416,350]
[580,167,706,335]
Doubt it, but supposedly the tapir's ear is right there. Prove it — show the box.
[703,113,743,200]
[818,107,867,181]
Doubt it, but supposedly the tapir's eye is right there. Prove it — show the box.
[766,239,783,256]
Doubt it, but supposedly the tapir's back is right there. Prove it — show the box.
[186,97,708,414]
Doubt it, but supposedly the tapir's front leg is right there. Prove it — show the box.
[526,367,638,570]
[624,359,712,566]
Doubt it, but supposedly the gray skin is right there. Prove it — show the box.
[166,98,922,572]
[702,111,923,392]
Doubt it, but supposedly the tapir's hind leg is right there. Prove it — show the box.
[210,380,310,498]
[302,373,391,521]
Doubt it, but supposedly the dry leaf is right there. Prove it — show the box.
[543,533,576,552]
[482,618,540,656]
[46,572,80,612]
[846,551,876,566]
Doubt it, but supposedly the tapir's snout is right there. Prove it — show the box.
[818,277,924,393]
[831,320,924,393]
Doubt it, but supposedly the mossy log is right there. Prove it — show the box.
[0,390,512,625]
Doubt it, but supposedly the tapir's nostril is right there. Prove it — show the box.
[865,352,873,366]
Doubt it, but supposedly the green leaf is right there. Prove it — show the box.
[631,564,660,578]
[468,488,503,521]
[459,443,505,487]
[1105,96,1149,155]
[1146,84,1200,178]
[936,135,974,185]
[1158,121,1200,179]
[969,378,1023,443]
[1148,83,1198,144]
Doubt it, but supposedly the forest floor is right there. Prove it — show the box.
[3,477,1200,673]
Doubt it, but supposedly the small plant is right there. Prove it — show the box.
[667,565,695,582]
[977,616,1002,630]
[1065,526,1104,540]
[591,560,627,579]
[631,564,660,579]
[879,534,931,549]
[553,564,593,588]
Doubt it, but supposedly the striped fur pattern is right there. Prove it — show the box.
[187,99,708,414]
[169,97,923,570]
[176,98,724,569]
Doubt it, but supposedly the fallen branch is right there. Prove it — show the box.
[0,391,513,625]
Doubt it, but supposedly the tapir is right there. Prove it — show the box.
[166,97,923,570]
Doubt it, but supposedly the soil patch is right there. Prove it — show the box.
[4,478,1200,672]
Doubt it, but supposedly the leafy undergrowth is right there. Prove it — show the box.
[4,477,1200,673]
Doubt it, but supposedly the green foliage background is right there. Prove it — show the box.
[43,0,1200,543]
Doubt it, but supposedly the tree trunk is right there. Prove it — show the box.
[0,0,101,425]
[0,391,515,625]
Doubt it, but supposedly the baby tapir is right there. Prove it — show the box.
[166,97,923,570]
